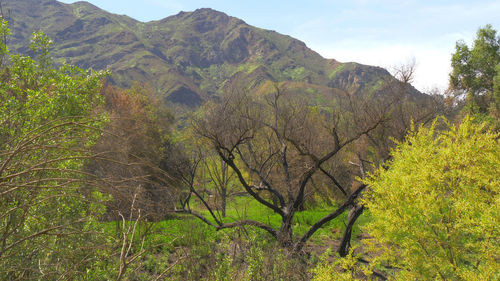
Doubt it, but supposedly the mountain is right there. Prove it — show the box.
[2,0,419,107]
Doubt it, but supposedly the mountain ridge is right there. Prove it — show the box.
[2,0,418,107]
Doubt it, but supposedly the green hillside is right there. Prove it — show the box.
[3,0,414,107]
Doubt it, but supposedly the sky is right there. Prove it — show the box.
[59,0,500,93]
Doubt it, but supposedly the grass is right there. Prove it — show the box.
[283,66,308,81]
[97,196,371,280]
[367,78,386,94]
[328,63,347,79]
[328,62,359,80]
[100,194,369,258]
[181,195,364,245]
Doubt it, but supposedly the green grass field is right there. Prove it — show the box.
[97,195,371,280]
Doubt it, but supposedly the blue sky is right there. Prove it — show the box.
[59,0,500,92]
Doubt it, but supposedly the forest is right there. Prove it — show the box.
[0,11,499,281]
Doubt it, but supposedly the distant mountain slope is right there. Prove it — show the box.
[2,0,420,107]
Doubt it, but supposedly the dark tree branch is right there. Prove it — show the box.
[319,166,348,196]
[217,149,285,216]
[174,209,219,229]
[338,204,364,257]
[251,184,285,207]
[190,187,222,226]
[216,220,277,238]
[174,210,278,239]
[295,184,367,250]
[236,145,284,207]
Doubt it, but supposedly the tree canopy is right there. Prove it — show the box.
[0,19,110,279]
[450,24,500,120]
[362,116,500,280]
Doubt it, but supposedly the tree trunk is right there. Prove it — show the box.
[277,211,294,247]
[338,204,364,257]
[221,187,226,217]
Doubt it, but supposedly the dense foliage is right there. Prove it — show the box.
[362,117,499,280]
[450,24,500,122]
[5,0,400,110]
[0,19,110,279]
[1,10,498,280]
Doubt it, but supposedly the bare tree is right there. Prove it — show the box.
[333,61,443,257]
[87,84,181,220]
[175,69,442,257]
[202,154,234,217]
[173,84,389,251]
[392,57,417,84]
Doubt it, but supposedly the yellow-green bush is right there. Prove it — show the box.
[362,117,500,280]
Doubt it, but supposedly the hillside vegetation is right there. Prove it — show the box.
[0,1,498,280]
[3,0,420,108]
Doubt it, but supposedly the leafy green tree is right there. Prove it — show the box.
[0,18,9,66]
[0,20,110,279]
[494,63,500,115]
[450,24,500,120]
[362,117,500,280]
